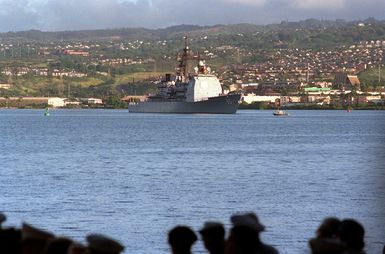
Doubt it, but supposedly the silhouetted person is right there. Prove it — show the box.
[0,228,22,254]
[309,217,346,254]
[168,226,197,254]
[86,234,124,254]
[0,213,6,229]
[316,217,341,238]
[199,222,225,254]
[0,213,22,254]
[21,223,55,254]
[44,237,73,254]
[225,213,278,254]
[67,242,87,254]
[338,219,365,254]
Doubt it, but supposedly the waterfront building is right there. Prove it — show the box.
[87,98,103,105]
[48,97,66,107]
[333,73,361,90]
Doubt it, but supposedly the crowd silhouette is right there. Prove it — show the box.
[0,211,383,254]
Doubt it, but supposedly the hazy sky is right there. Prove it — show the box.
[0,0,384,32]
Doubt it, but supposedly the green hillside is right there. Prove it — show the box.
[1,19,385,49]
[1,18,385,99]
[359,67,385,88]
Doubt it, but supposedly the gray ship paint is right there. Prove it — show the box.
[129,94,241,114]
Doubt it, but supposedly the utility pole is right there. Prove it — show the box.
[305,52,310,85]
[378,51,383,85]
[379,64,381,85]
[59,77,64,96]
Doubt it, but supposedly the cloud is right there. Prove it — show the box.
[291,0,345,9]
[0,0,384,32]
[0,0,40,31]
[218,0,267,6]
[37,0,151,31]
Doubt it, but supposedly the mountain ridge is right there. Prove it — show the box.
[1,18,384,42]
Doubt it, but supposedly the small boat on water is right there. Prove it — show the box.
[273,110,289,116]
[273,98,289,116]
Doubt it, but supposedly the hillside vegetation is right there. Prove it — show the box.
[0,18,384,98]
[2,18,385,47]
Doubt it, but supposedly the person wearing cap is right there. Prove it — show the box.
[44,237,73,254]
[225,212,278,254]
[168,225,197,254]
[21,223,55,254]
[0,213,6,229]
[0,213,22,254]
[86,234,124,254]
[67,242,87,254]
[308,217,346,254]
[338,219,366,254]
[199,222,225,254]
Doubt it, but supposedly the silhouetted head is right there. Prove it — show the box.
[168,226,197,254]
[67,242,87,254]
[230,213,265,233]
[338,219,365,250]
[316,217,341,238]
[227,226,260,254]
[199,222,225,254]
[44,237,72,254]
[225,213,266,254]
[0,227,22,254]
[0,213,6,228]
[86,234,124,254]
[21,223,55,254]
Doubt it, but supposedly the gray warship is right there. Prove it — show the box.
[128,39,241,114]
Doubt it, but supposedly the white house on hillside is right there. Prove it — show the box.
[88,98,103,104]
[48,97,65,107]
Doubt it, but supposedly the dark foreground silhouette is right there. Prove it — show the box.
[0,211,381,254]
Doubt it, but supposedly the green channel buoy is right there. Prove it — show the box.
[44,108,50,116]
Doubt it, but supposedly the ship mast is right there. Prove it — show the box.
[176,36,194,82]
[183,36,189,80]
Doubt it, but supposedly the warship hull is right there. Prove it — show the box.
[129,94,241,114]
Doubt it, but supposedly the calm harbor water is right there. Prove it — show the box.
[1,109,384,254]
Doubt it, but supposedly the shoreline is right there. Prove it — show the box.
[0,106,384,110]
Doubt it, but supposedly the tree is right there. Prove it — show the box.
[105,95,126,108]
